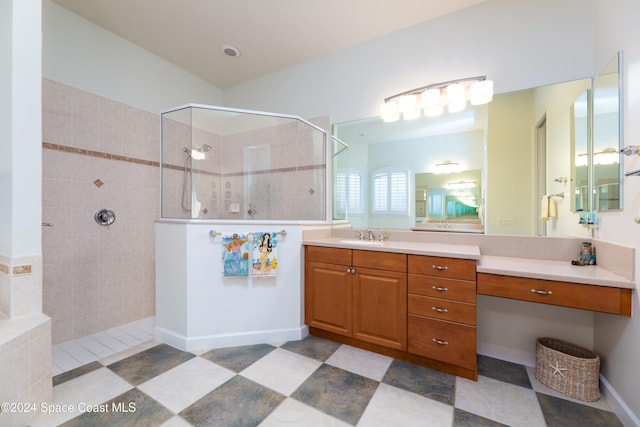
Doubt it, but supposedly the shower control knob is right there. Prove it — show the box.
[94,208,116,226]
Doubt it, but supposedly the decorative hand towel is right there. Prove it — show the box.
[252,232,278,277]
[540,195,551,221]
[548,196,557,218]
[222,233,249,276]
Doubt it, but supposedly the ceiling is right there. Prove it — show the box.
[51,0,487,88]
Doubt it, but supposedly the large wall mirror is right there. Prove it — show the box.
[333,75,612,237]
[592,52,623,212]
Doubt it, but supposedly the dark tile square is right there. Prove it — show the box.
[180,375,285,426]
[382,359,455,406]
[53,361,102,386]
[200,343,275,372]
[60,388,173,427]
[107,343,195,386]
[453,408,509,426]
[537,392,623,427]
[291,363,378,425]
[280,335,341,361]
[478,354,532,389]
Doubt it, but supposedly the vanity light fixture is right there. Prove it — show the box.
[379,76,493,122]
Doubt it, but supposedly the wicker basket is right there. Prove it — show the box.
[535,337,600,401]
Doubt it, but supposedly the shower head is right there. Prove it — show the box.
[184,144,212,159]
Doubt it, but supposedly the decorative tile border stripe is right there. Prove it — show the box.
[44,141,326,177]
[0,263,8,275]
[12,265,32,276]
[43,142,160,167]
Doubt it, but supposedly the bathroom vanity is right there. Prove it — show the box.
[302,232,634,381]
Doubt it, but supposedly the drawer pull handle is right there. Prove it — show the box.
[431,286,449,292]
[432,265,448,271]
[531,288,552,295]
[432,306,448,313]
[432,338,449,345]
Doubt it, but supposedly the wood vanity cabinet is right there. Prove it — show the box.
[304,246,407,350]
[477,273,632,316]
[407,255,478,376]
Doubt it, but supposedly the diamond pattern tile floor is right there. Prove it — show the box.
[32,333,624,426]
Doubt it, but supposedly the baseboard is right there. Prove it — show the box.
[600,375,640,427]
[155,325,309,352]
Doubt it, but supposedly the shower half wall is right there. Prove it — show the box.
[156,105,328,350]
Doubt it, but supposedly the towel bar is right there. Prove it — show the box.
[209,229,287,238]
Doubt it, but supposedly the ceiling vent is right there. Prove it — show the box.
[222,45,240,58]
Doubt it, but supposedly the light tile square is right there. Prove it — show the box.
[31,367,132,426]
[159,415,193,427]
[89,331,129,352]
[240,347,322,396]
[75,335,114,357]
[325,344,392,381]
[52,346,83,372]
[138,357,235,413]
[358,382,454,427]
[455,375,547,427]
[104,326,144,347]
[57,340,98,364]
[260,398,351,427]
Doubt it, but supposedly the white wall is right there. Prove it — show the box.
[1,0,42,257]
[42,0,223,114]
[592,0,640,423]
[224,0,594,123]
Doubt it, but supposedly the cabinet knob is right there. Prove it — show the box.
[346,268,352,273]
[431,285,449,292]
[432,338,449,345]
[431,306,448,313]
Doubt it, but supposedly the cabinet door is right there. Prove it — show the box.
[353,267,407,350]
[305,261,352,336]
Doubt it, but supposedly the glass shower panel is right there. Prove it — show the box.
[332,136,349,221]
[161,105,327,221]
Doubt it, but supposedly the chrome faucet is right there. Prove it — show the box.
[367,229,375,241]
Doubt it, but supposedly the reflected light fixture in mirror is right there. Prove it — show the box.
[379,76,493,122]
[434,160,460,174]
[446,180,477,189]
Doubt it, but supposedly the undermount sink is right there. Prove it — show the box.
[340,239,385,246]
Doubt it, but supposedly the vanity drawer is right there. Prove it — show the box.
[408,255,476,281]
[305,246,351,265]
[408,315,476,369]
[408,275,476,303]
[477,273,633,316]
[353,250,407,273]
[408,295,476,325]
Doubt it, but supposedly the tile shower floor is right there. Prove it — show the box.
[35,317,623,426]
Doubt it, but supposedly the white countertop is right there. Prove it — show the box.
[302,237,481,260]
[302,237,634,290]
[478,255,635,289]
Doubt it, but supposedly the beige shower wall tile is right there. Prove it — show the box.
[100,97,124,155]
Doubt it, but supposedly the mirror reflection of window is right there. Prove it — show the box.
[372,167,408,214]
